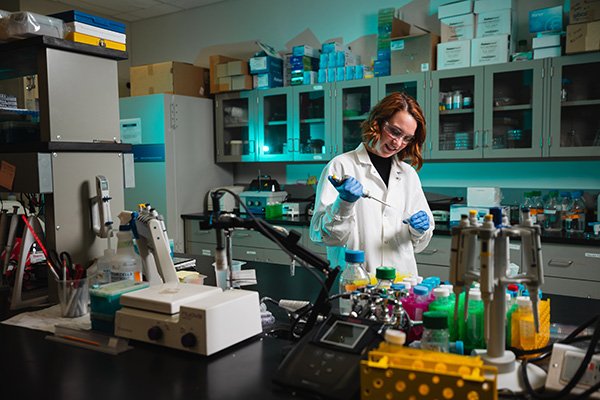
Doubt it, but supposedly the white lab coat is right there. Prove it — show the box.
[309,143,434,276]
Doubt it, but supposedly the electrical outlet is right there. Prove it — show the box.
[545,343,600,399]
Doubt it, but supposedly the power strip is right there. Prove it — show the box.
[545,343,600,399]
[0,200,25,213]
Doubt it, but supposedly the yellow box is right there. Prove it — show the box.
[130,61,209,97]
[66,32,126,51]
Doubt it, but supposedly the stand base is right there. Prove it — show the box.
[474,349,547,393]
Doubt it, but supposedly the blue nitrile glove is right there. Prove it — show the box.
[328,175,363,203]
[403,210,430,234]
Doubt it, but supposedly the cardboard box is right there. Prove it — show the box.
[441,13,476,42]
[210,55,240,93]
[391,17,411,37]
[476,9,514,37]
[227,60,248,76]
[570,0,600,24]
[474,0,515,14]
[566,20,600,53]
[249,55,283,74]
[216,63,228,78]
[391,33,439,74]
[130,61,209,97]
[438,0,473,19]
[471,35,510,66]
[437,40,471,69]
[231,74,253,91]
[253,72,283,89]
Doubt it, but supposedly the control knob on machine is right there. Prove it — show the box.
[147,326,163,341]
[181,332,197,348]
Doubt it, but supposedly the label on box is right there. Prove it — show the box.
[391,39,405,50]
[477,9,512,37]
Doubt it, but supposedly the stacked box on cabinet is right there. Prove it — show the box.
[374,8,410,77]
[51,10,126,51]
[566,0,600,54]
[472,0,517,65]
[249,54,283,89]
[318,40,362,83]
[289,45,320,86]
[130,61,209,97]
[437,1,474,70]
[528,5,565,59]
[391,33,439,74]
[212,58,252,92]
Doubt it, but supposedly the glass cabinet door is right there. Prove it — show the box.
[215,91,257,162]
[292,84,333,161]
[334,80,378,155]
[378,72,428,156]
[430,67,484,159]
[483,60,544,158]
[257,87,293,161]
[547,53,600,157]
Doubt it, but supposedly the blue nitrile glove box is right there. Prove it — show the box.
[51,10,126,33]
[529,5,563,33]
[249,55,283,74]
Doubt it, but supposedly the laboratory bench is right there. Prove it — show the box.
[1,255,600,400]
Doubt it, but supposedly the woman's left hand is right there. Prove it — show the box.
[404,210,430,234]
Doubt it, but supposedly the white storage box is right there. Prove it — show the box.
[471,35,510,66]
[533,45,562,59]
[439,0,473,19]
[474,0,515,14]
[437,40,471,70]
[441,13,476,42]
[532,33,562,49]
[467,187,502,207]
[476,9,514,37]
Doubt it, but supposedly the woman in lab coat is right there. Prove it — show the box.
[309,92,434,276]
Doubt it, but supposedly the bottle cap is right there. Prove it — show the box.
[345,249,365,263]
[507,284,519,292]
[413,285,429,296]
[571,190,582,197]
[517,296,531,307]
[423,311,448,329]
[391,283,405,291]
[433,287,450,298]
[375,266,396,280]
[440,284,453,292]
[469,290,481,301]
[384,329,406,345]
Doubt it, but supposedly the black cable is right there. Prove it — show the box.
[215,188,330,296]
[522,316,600,399]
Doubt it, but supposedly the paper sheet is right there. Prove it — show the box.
[1,304,91,333]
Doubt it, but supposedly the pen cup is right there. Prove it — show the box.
[55,276,91,318]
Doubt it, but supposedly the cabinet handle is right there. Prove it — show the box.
[249,139,256,154]
[288,138,294,152]
[482,130,488,148]
[548,258,573,267]
[420,248,438,255]
[473,130,479,149]
[548,134,552,148]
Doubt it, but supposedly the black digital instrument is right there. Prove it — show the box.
[273,314,384,400]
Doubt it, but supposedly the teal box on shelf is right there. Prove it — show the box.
[90,280,149,316]
[529,5,563,33]
[249,55,283,74]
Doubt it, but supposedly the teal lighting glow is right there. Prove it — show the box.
[262,145,270,153]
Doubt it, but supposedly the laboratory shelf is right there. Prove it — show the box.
[223,122,249,128]
[266,121,287,126]
[493,104,532,111]
[299,118,325,124]
[343,115,368,121]
[560,99,600,107]
[439,108,474,115]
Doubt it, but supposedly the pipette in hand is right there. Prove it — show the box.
[329,175,394,208]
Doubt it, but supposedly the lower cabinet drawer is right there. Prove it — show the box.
[541,275,600,299]
[185,241,214,257]
[185,220,216,244]
[232,246,265,262]
[541,243,600,282]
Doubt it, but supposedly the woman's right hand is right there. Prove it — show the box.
[328,175,363,203]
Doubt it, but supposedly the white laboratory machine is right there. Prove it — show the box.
[114,205,262,356]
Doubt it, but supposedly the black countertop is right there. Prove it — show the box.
[181,213,600,246]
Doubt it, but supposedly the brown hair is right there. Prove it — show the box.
[361,92,426,171]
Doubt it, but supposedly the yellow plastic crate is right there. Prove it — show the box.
[361,344,498,400]
[66,32,126,51]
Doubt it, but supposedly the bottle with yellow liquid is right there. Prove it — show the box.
[511,296,536,350]
[339,249,369,315]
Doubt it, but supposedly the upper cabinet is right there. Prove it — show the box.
[429,60,545,160]
[546,53,600,157]
[214,54,600,163]
[215,90,258,162]
[0,36,125,145]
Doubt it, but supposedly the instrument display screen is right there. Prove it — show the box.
[319,320,369,349]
